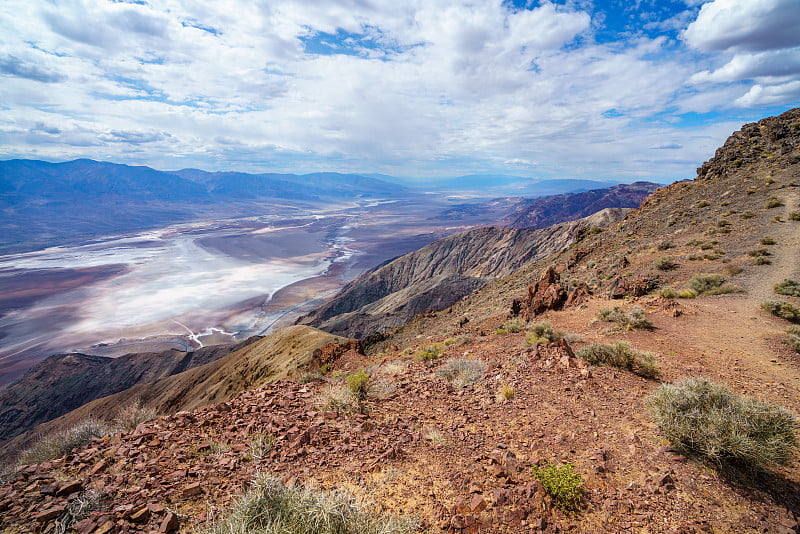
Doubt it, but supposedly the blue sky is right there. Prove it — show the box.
[0,0,799,184]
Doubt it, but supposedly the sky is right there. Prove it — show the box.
[1,0,799,184]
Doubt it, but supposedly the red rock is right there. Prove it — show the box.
[130,505,150,523]
[73,518,96,534]
[160,511,179,533]
[57,480,83,496]
[183,481,203,497]
[469,494,487,513]
[94,520,116,534]
[34,504,66,522]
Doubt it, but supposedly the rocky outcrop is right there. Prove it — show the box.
[697,108,800,181]
[0,339,260,443]
[299,209,626,339]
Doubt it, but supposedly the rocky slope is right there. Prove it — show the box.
[298,208,627,339]
[0,326,357,464]
[0,340,259,443]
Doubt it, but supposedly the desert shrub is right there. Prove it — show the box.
[762,301,800,323]
[654,256,677,271]
[741,211,755,219]
[597,305,652,330]
[760,236,776,245]
[247,433,276,461]
[724,265,743,276]
[496,385,515,402]
[658,287,679,299]
[657,240,674,250]
[494,328,509,335]
[525,321,563,345]
[19,419,112,464]
[207,472,418,534]
[381,360,409,375]
[688,273,723,294]
[774,279,800,297]
[789,211,800,221]
[435,358,487,388]
[54,489,105,534]
[575,342,659,378]
[346,371,370,402]
[318,384,359,415]
[503,318,526,333]
[755,256,772,265]
[648,378,797,466]
[533,462,584,512]
[786,326,800,353]
[695,200,710,208]
[415,344,443,362]
[766,197,784,208]
[112,399,159,432]
[677,289,697,299]
[717,219,731,228]
[747,247,770,258]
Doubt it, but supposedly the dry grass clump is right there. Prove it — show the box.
[789,211,800,221]
[760,236,776,245]
[496,385,515,402]
[318,384,360,415]
[575,342,659,378]
[435,358,487,388]
[19,419,113,464]
[525,321,563,345]
[762,301,800,323]
[54,489,105,534]
[766,197,784,208]
[112,399,160,432]
[247,433,276,461]
[381,360,409,376]
[597,305,652,330]
[648,378,797,467]
[774,279,800,297]
[786,326,800,353]
[502,317,526,333]
[414,344,444,362]
[207,472,419,534]
[654,256,677,271]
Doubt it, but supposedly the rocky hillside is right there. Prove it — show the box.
[2,108,800,534]
[506,182,659,229]
[297,208,627,339]
[0,340,259,443]
[0,326,357,463]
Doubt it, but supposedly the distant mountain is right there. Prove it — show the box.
[404,174,618,196]
[297,208,628,339]
[0,159,412,253]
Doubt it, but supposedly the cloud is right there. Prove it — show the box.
[31,122,62,135]
[690,47,800,83]
[0,55,64,83]
[736,80,800,107]
[98,130,170,144]
[682,0,800,52]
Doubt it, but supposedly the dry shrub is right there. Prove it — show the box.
[19,419,112,464]
[597,306,652,330]
[113,399,159,432]
[576,342,659,378]
[762,301,800,323]
[435,358,487,388]
[648,378,797,466]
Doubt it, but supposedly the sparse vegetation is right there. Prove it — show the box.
[19,419,112,464]
[747,247,770,258]
[695,200,710,208]
[654,256,677,271]
[766,197,784,208]
[658,287,679,299]
[415,344,444,362]
[207,472,419,534]
[435,358,487,388]
[112,399,159,432]
[502,317,526,333]
[525,321,564,345]
[318,384,360,415]
[657,240,674,250]
[741,211,755,219]
[724,265,743,276]
[677,289,697,299]
[755,256,772,265]
[760,236,776,245]
[54,489,105,534]
[597,305,652,330]
[496,385,515,402]
[789,211,800,221]
[533,462,584,512]
[774,279,800,297]
[688,273,728,295]
[648,378,797,466]
[762,301,800,323]
[347,370,371,402]
[576,342,659,378]
[247,433,276,461]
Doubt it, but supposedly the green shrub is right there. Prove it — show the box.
[774,279,800,297]
[762,301,800,323]
[207,472,418,534]
[654,256,677,271]
[435,358,487,388]
[658,287,679,299]
[415,344,443,362]
[19,419,112,464]
[575,342,659,378]
[766,197,784,208]
[597,305,652,330]
[503,318,526,333]
[688,273,724,294]
[347,371,371,402]
[496,385,515,402]
[648,378,797,466]
[533,462,584,512]
[677,289,697,299]
[525,321,563,345]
